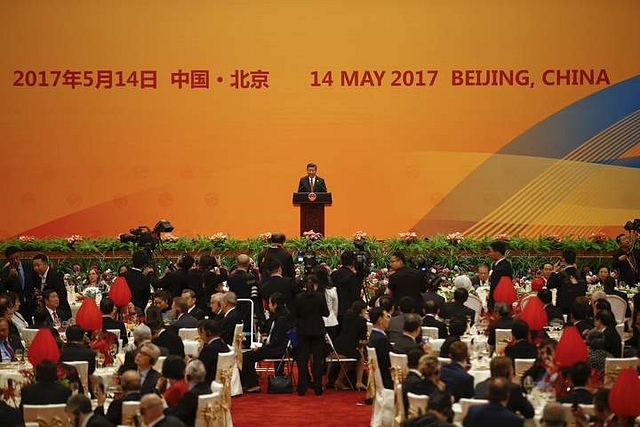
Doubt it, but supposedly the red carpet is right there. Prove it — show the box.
[231,387,371,426]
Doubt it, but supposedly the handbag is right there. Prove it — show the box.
[266,350,293,394]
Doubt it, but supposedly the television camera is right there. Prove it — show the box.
[119,219,176,271]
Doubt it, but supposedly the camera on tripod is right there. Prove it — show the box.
[413,255,443,290]
[624,219,640,232]
[119,220,174,250]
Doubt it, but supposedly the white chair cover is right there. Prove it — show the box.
[458,398,488,421]
[196,391,228,427]
[65,360,89,393]
[222,345,242,397]
[184,340,200,357]
[494,328,513,356]
[389,352,408,427]
[121,401,140,426]
[23,403,69,427]
[406,392,429,418]
[154,355,166,373]
[514,358,535,383]
[214,353,235,426]
[107,329,122,352]
[21,328,39,347]
[430,338,445,352]
[606,295,627,324]
[464,294,483,324]
[367,322,373,339]
[421,327,439,340]
[179,328,200,341]
[604,357,637,386]
[367,347,394,427]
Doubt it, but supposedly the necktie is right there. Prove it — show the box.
[309,178,314,191]
[52,310,59,323]
[4,340,14,361]
[18,264,25,290]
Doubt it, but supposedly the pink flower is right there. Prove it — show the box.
[73,264,81,272]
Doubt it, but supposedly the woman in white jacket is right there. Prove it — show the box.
[314,266,339,341]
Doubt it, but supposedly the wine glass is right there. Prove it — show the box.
[96,352,105,369]
[14,349,24,364]
[523,376,534,394]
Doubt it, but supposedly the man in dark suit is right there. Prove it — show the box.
[1,246,37,321]
[100,297,128,346]
[0,401,22,427]
[595,310,622,357]
[198,319,231,383]
[488,302,515,353]
[0,317,23,362]
[135,342,163,395]
[219,292,244,346]
[149,320,185,359]
[158,254,193,298]
[165,359,212,427]
[65,394,113,427]
[557,362,593,405]
[422,300,448,339]
[139,394,187,427]
[547,249,587,314]
[368,307,393,389]
[393,314,424,355]
[470,264,490,289]
[440,341,474,402]
[611,233,639,286]
[388,297,414,343]
[42,288,71,324]
[60,325,97,375]
[32,253,72,320]
[388,251,425,313]
[260,259,300,308]
[505,320,538,362]
[95,370,142,426]
[331,250,362,322]
[487,241,513,312]
[570,301,594,337]
[440,288,476,326]
[401,350,441,417]
[170,297,198,330]
[474,356,534,420]
[124,251,154,314]
[181,289,205,320]
[259,233,296,280]
[463,377,524,427]
[537,288,564,323]
[297,162,328,193]
[20,360,72,411]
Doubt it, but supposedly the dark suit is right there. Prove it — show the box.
[293,290,329,394]
[0,333,24,362]
[0,401,23,427]
[421,291,445,310]
[439,336,460,359]
[241,314,292,388]
[154,415,188,427]
[470,277,489,289]
[260,246,296,279]
[102,316,128,346]
[368,329,393,389]
[440,362,474,402]
[574,319,594,337]
[474,380,534,419]
[226,269,256,300]
[557,387,594,405]
[44,306,71,324]
[393,334,422,355]
[166,382,211,427]
[85,414,115,427]
[611,247,640,286]
[95,391,141,426]
[60,342,97,374]
[172,313,199,329]
[124,268,152,312]
[505,340,538,362]
[158,268,190,298]
[199,337,231,384]
[602,326,623,358]
[140,368,162,395]
[388,267,426,312]
[387,313,406,343]
[544,304,564,322]
[297,175,327,192]
[547,267,587,313]
[463,402,524,427]
[219,307,244,346]
[40,267,72,320]
[153,330,185,359]
[187,305,205,320]
[488,316,515,346]
[422,315,449,339]
[260,275,299,307]
[488,258,513,311]
[0,260,37,320]
[20,381,72,411]
[401,371,440,417]
[331,266,362,318]
[440,302,476,326]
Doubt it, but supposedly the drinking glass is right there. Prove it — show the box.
[14,349,23,364]
[523,376,534,394]
[96,352,105,369]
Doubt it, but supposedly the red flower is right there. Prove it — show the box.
[73,264,81,272]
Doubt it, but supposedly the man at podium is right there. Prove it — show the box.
[297,163,327,193]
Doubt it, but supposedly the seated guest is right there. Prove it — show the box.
[422,300,448,339]
[240,293,293,392]
[139,394,186,427]
[6,291,29,332]
[421,281,445,312]
[368,306,393,389]
[488,302,515,355]
[198,319,231,384]
[537,289,564,323]
[148,317,185,359]
[521,338,558,385]
[439,316,466,359]
[171,296,199,330]
[570,300,594,338]
[404,389,456,427]
[388,297,415,343]
[152,290,174,324]
[440,341,474,402]
[594,310,622,357]
[135,342,162,395]
[0,400,22,427]
[42,288,70,324]
[474,356,534,420]
[557,361,593,405]
[65,393,113,427]
[181,289,205,320]
[208,292,225,320]
[100,297,128,346]
[118,323,153,374]
[539,403,567,427]
[219,292,244,346]
[453,275,474,292]
[95,370,142,425]
[0,316,23,362]
[440,288,476,326]
[602,277,631,317]
[505,320,538,362]
[471,264,490,289]
[20,360,72,411]
[592,297,611,317]
[463,377,524,427]
[165,359,212,427]
[393,313,425,355]
[260,258,299,308]
[402,351,445,417]
[60,325,96,375]
[157,356,189,408]
[332,300,368,391]
[586,329,613,375]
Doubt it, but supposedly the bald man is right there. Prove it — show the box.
[139,394,186,427]
[226,254,257,299]
[540,403,567,427]
[95,370,142,426]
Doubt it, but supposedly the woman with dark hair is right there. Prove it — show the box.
[586,329,613,377]
[145,305,164,327]
[156,355,188,408]
[333,300,368,390]
[117,264,128,277]
[314,266,339,341]
[293,274,329,396]
[240,292,292,392]
[6,291,29,331]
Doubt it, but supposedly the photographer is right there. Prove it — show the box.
[124,251,155,314]
[612,230,639,286]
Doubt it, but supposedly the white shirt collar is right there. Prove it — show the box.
[147,415,166,427]
[80,413,94,427]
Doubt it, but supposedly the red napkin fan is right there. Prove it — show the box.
[494,276,517,306]
[554,326,588,368]
[27,327,61,366]
[530,277,545,292]
[520,296,548,331]
[75,297,103,332]
[609,368,640,417]
[108,276,132,307]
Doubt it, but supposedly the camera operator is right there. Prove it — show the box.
[387,251,426,313]
[331,250,362,324]
[158,254,194,298]
[124,251,156,314]
[259,233,296,281]
[612,226,640,285]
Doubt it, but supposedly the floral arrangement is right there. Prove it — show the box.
[364,268,390,299]
[18,235,35,243]
[446,232,464,245]
[302,230,323,240]
[495,233,511,241]
[353,230,368,240]
[590,231,607,243]
[89,331,118,366]
[209,232,228,241]
[398,231,418,242]
[259,232,272,241]
[162,233,178,243]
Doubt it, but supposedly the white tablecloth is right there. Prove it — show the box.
[0,362,30,388]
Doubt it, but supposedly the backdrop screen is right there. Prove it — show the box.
[2,0,639,238]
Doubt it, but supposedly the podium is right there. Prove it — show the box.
[292,192,332,236]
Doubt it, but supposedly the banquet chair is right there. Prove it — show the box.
[367,347,394,427]
[228,333,244,397]
[458,398,489,421]
[258,338,296,385]
[65,360,89,394]
[107,328,122,352]
[216,350,237,403]
[179,327,200,341]
[389,352,408,426]
[406,392,429,418]
[154,355,166,372]
[196,391,228,427]
[184,340,201,358]
[463,294,483,324]
[421,327,439,341]
[513,358,535,384]
[23,403,69,427]
[606,295,627,324]
[367,322,373,339]
[437,357,450,365]
[21,328,39,347]
[494,329,513,356]
[121,401,140,426]
[429,338,445,353]
[604,357,637,386]
[325,332,359,390]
